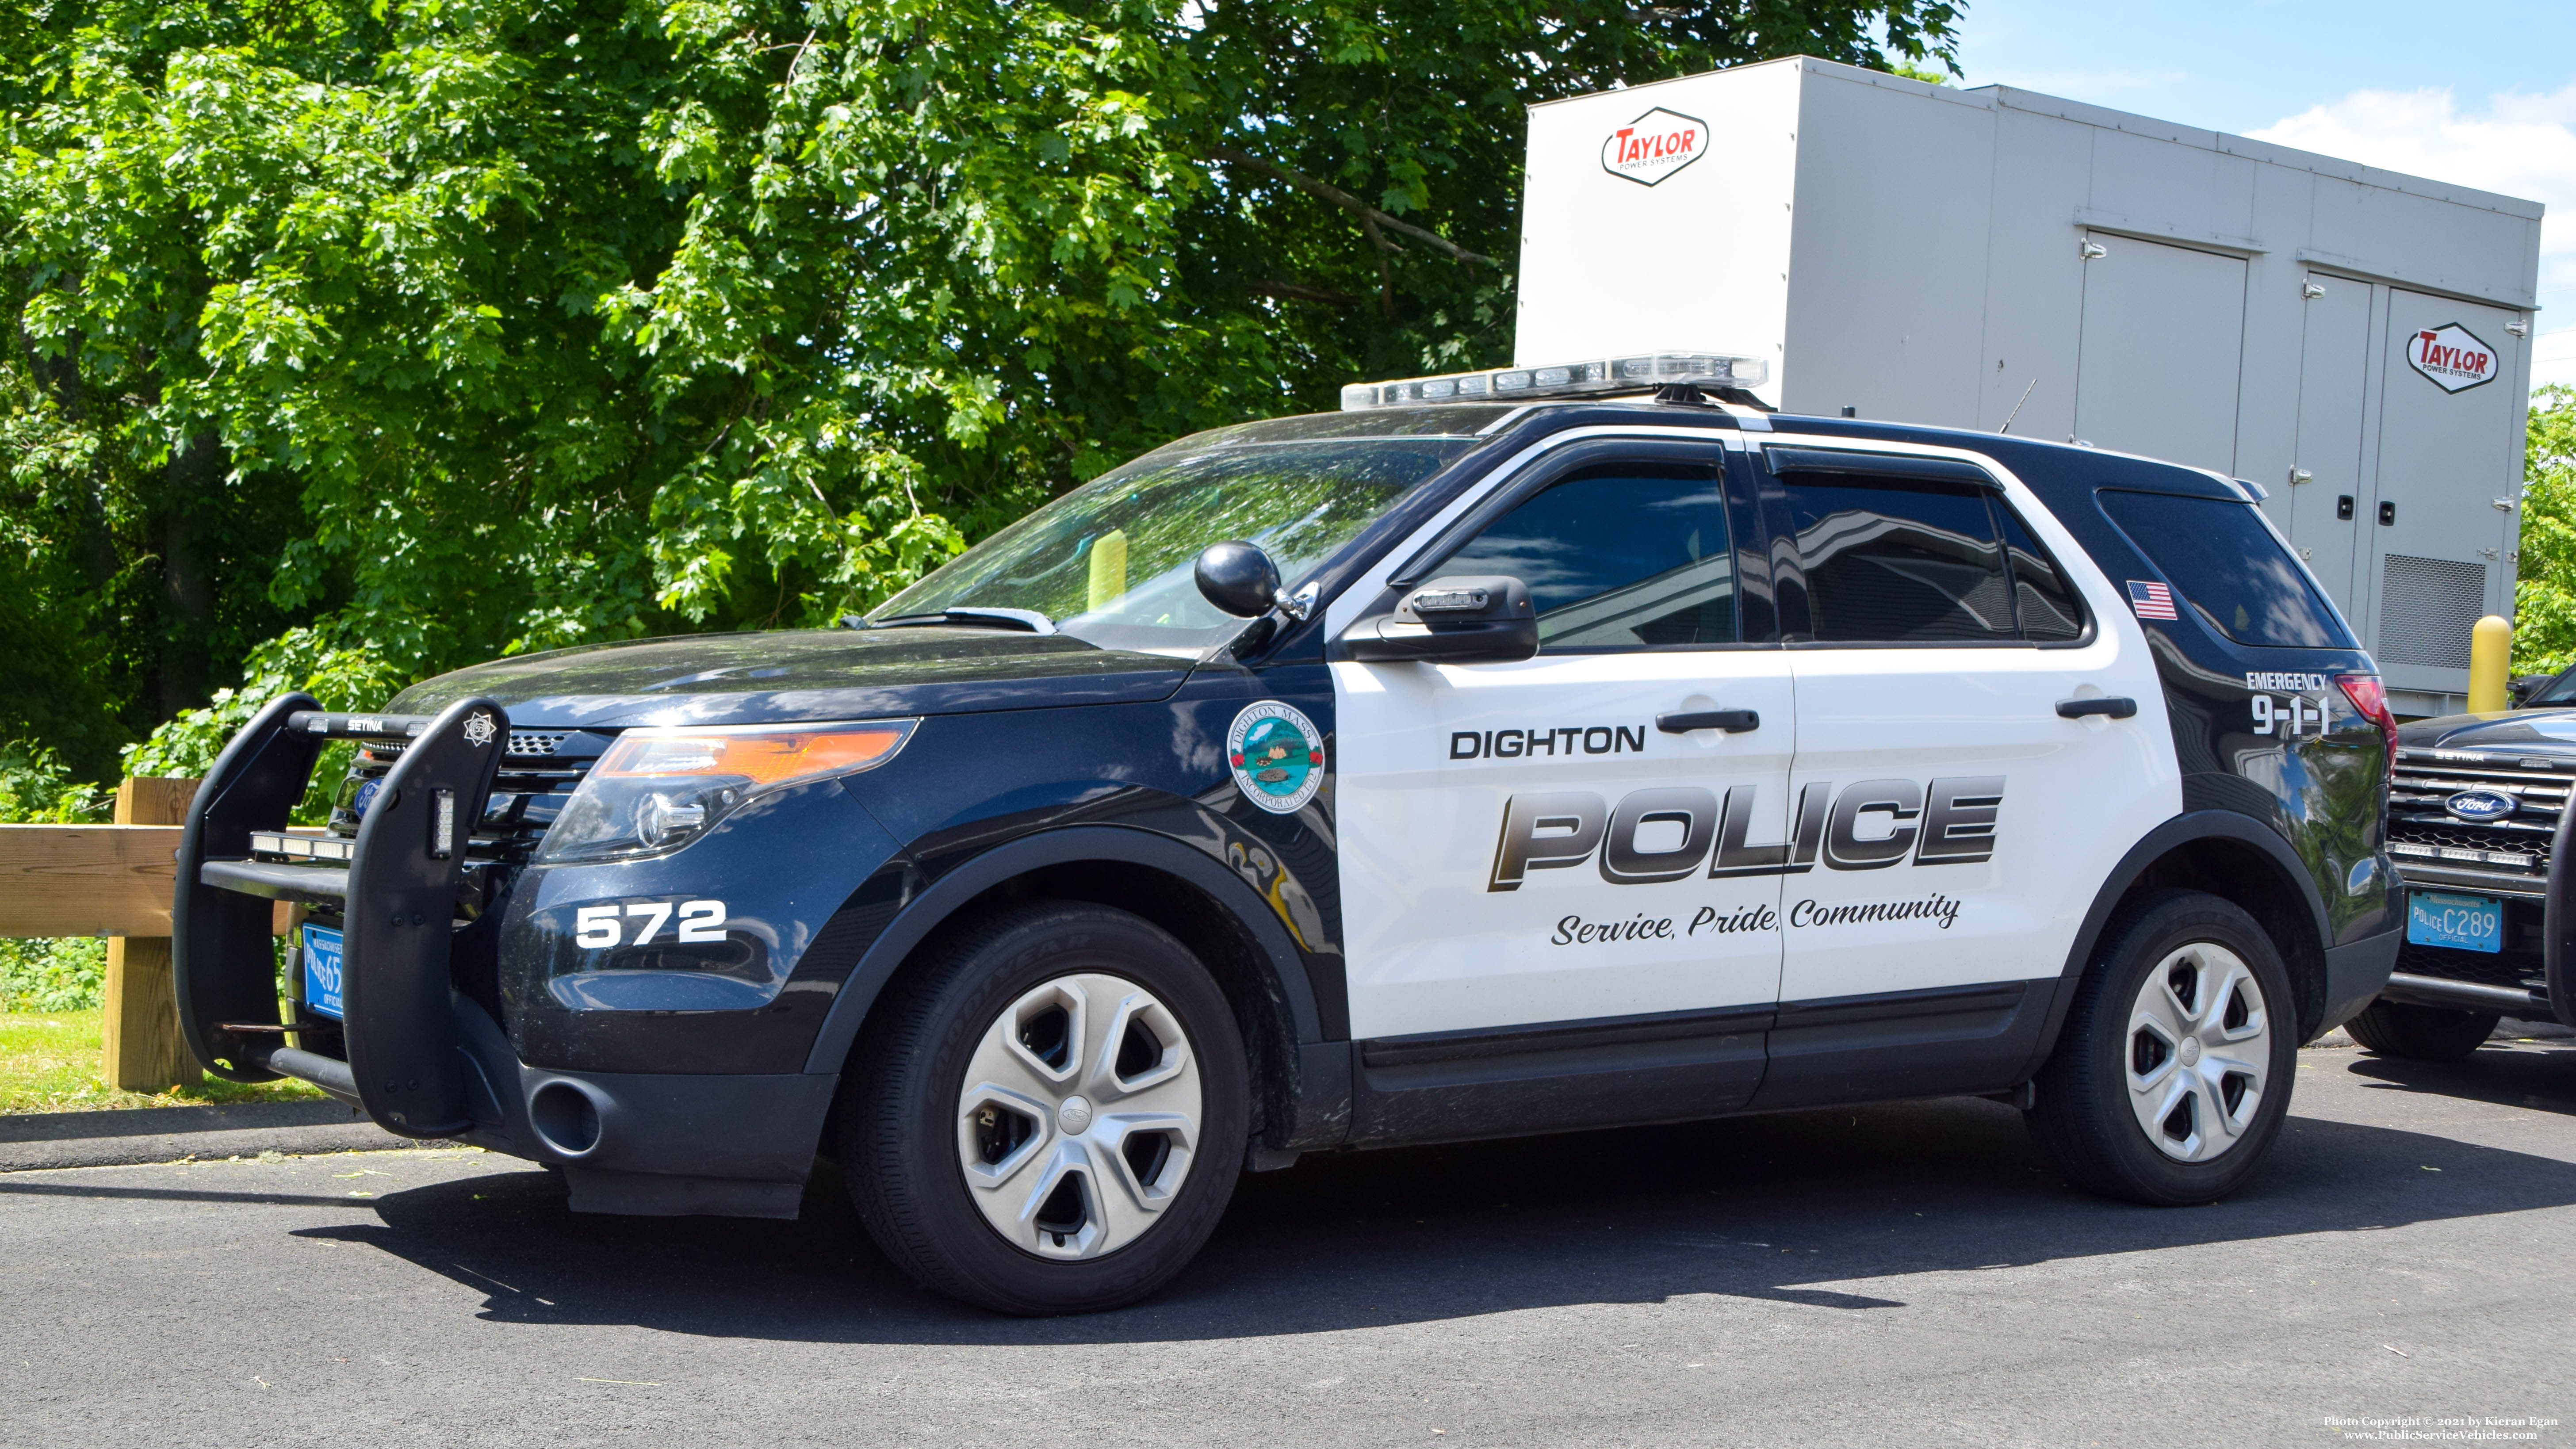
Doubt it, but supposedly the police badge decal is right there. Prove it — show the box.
[1226,702,1325,814]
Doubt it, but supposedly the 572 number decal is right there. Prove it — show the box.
[574,899,728,948]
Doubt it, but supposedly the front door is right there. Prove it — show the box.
[1752,443,2175,1108]
[1334,441,1794,1125]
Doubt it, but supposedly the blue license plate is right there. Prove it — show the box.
[2406,891,2503,953]
[302,924,346,1018]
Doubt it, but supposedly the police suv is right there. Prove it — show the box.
[2354,668,2576,1056]
[175,352,2401,1315]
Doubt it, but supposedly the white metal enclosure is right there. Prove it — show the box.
[1515,57,2543,716]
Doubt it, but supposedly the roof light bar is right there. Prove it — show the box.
[1340,350,1769,411]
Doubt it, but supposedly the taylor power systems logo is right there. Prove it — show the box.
[1600,107,1708,187]
[2406,323,2499,393]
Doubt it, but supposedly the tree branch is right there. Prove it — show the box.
[1205,146,1499,267]
[1247,280,1364,308]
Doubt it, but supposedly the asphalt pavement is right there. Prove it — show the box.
[2,1038,2569,1448]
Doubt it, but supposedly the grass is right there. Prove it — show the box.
[0,1009,325,1114]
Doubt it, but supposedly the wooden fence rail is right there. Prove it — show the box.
[0,778,295,1091]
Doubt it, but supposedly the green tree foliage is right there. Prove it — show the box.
[2518,385,2576,675]
[4,0,1960,781]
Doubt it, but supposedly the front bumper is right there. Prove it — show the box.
[174,694,831,1216]
[2384,795,2576,1027]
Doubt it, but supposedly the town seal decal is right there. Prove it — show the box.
[1227,702,1325,814]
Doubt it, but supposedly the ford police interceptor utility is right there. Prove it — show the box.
[2348,667,2576,1057]
[173,352,2401,1315]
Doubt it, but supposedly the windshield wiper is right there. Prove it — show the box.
[845,607,1056,635]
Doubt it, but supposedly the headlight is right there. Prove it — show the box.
[536,720,917,864]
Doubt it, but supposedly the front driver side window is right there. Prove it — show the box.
[1436,461,1740,650]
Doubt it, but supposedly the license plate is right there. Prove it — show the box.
[302,925,346,1018]
[2405,891,2503,953]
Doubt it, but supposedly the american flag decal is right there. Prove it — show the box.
[2127,580,2179,620]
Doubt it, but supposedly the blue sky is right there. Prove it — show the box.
[1945,0,2576,385]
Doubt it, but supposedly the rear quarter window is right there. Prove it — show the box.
[2096,489,2353,649]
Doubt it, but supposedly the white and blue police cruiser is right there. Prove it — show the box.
[175,352,2401,1314]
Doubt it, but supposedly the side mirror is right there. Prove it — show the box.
[2511,674,2553,706]
[1341,576,1538,664]
[1194,540,1282,618]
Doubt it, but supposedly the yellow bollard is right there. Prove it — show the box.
[2468,615,2513,713]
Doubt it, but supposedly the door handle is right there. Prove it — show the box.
[1658,709,1760,734]
[2055,697,2136,719]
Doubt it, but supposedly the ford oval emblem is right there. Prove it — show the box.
[2443,788,2518,823]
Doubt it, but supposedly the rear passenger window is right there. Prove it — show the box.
[1998,508,2086,641]
[1438,461,1739,649]
[2097,490,2352,649]
[1780,478,2017,642]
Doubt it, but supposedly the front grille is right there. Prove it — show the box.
[2389,749,2571,883]
[363,730,572,759]
[329,747,601,860]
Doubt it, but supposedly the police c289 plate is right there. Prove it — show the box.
[2406,891,2503,954]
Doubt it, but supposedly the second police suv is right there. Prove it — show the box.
[175,352,2401,1314]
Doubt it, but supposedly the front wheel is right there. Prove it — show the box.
[841,902,1250,1315]
[2026,890,2297,1205]
[2345,999,2498,1060]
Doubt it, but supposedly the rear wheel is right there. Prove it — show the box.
[842,901,1249,1315]
[2027,890,2297,1205]
[2345,1000,2497,1060]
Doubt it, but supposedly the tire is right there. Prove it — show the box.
[2345,1000,2498,1060]
[840,901,1250,1315]
[2026,889,2299,1205]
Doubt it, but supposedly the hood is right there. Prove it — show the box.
[387,627,1193,728]
[2395,707,2576,756]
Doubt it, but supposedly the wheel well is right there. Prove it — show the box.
[2121,837,2328,1040]
[896,861,1300,1149]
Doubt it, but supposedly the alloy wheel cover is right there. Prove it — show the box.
[953,973,1204,1259]
[2124,941,2272,1163]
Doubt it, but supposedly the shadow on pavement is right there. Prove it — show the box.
[246,1074,2576,1345]
[2342,1039,2576,1117]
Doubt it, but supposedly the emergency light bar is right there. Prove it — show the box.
[1340,350,1768,411]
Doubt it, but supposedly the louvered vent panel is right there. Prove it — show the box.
[2377,554,2486,669]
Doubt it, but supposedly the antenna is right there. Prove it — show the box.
[1998,377,2039,435]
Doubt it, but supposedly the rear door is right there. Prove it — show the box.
[1752,441,2177,1109]
[2362,290,2526,702]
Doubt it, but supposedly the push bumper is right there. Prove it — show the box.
[2381,796,2576,1028]
[175,694,830,1216]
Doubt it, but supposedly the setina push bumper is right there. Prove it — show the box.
[172,693,823,1216]
[2382,790,2576,1029]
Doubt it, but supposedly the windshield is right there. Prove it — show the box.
[873,415,1494,653]
[2530,669,2576,706]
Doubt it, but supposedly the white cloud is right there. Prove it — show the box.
[2249,84,2576,388]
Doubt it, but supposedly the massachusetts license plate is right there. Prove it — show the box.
[302,924,346,1018]
[2406,891,2503,953]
